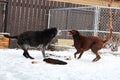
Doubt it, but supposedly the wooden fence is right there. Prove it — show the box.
[0,0,84,48]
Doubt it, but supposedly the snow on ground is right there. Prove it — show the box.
[0,48,120,80]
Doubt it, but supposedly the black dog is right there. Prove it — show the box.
[4,28,58,59]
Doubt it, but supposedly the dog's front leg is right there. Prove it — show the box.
[78,51,84,59]
[74,51,79,58]
[41,46,46,58]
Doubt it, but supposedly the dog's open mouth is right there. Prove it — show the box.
[67,31,72,36]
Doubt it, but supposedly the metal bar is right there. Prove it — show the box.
[47,10,51,28]
[65,10,69,30]
[98,6,120,9]
[50,6,120,11]
[93,6,100,36]
[58,29,120,34]
[49,6,95,11]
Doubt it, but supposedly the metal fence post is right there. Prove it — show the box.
[94,6,100,36]
[65,10,69,30]
[47,10,51,29]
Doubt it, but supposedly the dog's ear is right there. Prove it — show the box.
[72,30,80,35]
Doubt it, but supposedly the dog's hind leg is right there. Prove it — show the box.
[20,45,34,59]
[92,52,101,62]
[91,44,102,62]
[91,49,101,62]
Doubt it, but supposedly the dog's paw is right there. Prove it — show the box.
[92,58,100,62]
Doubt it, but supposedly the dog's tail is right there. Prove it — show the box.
[4,35,18,39]
[103,28,112,43]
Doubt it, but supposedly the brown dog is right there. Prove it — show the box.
[68,29,112,62]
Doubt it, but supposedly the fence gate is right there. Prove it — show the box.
[0,1,7,32]
[48,7,96,39]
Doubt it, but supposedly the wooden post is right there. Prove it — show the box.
[108,0,113,38]
[119,1,120,7]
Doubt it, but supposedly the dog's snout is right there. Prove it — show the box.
[57,30,62,36]
[67,31,72,36]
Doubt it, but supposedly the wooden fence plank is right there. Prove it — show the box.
[36,0,42,30]
[20,0,26,32]
[6,0,12,33]
[33,0,37,30]
[8,0,18,48]
[0,4,3,32]
[28,0,33,30]
[16,0,21,34]
[24,0,29,31]
[41,0,46,29]
[11,0,17,35]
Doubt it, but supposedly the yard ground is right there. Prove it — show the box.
[0,47,120,80]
